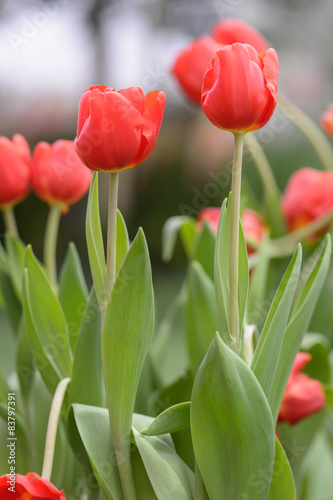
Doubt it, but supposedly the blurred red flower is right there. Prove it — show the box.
[278,352,325,425]
[211,18,269,53]
[320,103,333,136]
[32,140,92,212]
[281,167,333,234]
[75,85,166,172]
[0,472,66,499]
[0,134,32,208]
[201,43,278,133]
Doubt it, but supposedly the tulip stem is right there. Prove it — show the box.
[44,204,62,288]
[41,377,71,481]
[278,93,333,171]
[2,206,18,237]
[229,133,245,353]
[105,172,119,301]
[244,133,280,195]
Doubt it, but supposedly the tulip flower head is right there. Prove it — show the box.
[320,103,333,136]
[281,167,333,234]
[75,85,166,172]
[0,134,32,208]
[197,206,220,232]
[0,472,66,499]
[201,43,279,133]
[211,18,269,54]
[32,140,92,212]
[278,352,325,425]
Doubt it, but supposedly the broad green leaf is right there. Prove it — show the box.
[24,246,72,378]
[0,270,21,332]
[251,245,302,398]
[141,402,191,436]
[5,234,26,300]
[71,404,124,500]
[68,288,104,408]
[269,234,331,422]
[267,437,296,500]
[192,222,215,281]
[102,229,154,460]
[191,334,275,500]
[16,318,35,399]
[162,216,196,261]
[214,195,249,342]
[132,447,158,500]
[59,242,89,352]
[133,428,194,500]
[150,288,188,389]
[86,172,106,310]
[116,209,130,273]
[186,261,219,375]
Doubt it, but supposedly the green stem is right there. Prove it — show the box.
[41,377,70,481]
[229,133,245,352]
[105,172,119,301]
[2,206,18,236]
[244,133,280,195]
[114,441,137,500]
[44,204,62,287]
[278,93,333,171]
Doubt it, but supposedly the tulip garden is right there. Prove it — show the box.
[1,17,333,500]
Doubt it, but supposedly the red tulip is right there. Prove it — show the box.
[320,103,333,136]
[0,472,66,499]
[32,140,92,211]
[0,134,32,208]
[75,85,166,172]
[197,207,220,232]
[281,167,333,234]
[278,352,325,425]
[172,36,222,105]
[211,18,269,54]
[201,43,279,133]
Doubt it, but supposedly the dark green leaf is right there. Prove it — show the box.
[0,270,22,332]
[141,402,191,436]
[192,222,215,281]
[5,234,26,301]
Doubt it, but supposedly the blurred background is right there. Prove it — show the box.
[0,0,333,322]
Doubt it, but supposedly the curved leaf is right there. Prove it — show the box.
[141,402,191,436]
[267,437,296,500]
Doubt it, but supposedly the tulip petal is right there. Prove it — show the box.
[0,137,31,207]
[119,86,145,115]
[211,18,269,53]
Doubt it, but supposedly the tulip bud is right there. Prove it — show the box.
[211,18,269,54]
[32,139,92,212]
[320,103,333,136]
[0,134,32,208]
[75,85,166,172]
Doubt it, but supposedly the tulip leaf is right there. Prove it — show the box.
[23,246,72,378]
[141,402,191,436]
[0,242,7,271]
[186,260,219,375]
[102,228,154,462]
[247,236,270,326]
[251,245,302,398]
[16,317,35,399]
[192,222,215,281]
[71,403,124,500]
[269,234,331,422]
[133,428,194,500]
[86,172,106,310]
[116,209,130,273]
[0,270,22,332]
[191,334,275,500]
[5,234,26,301]
[162,216,197,261]
[59,242,89,352]
[267,437,296,500]
[214,195,249,342]
[68,288,104,408]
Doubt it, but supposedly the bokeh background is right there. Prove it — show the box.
[1,0,333,331]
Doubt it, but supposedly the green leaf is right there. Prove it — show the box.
[214,196,249,342]
[86,172,106,310]
[264,190,287,239]
[0,367,9,403]
[191,334,275,500]
[247,236,270,326]
[192,222,215,281]
[24,246,72,378]
[16,318,35,399]
[267,437,296,500]
[116,209,130,273]
[0,241,7,271]
[301,333,331,383]
[141,402,191,436]
[133,428,194,500]
[102,228,155,456]
[71,404,124,500]
[251,245,302,398]
[162,216,196,261]
[5,234,26,301]
[324,385,333,408]
[0,270,22,332]
[186,261,219,375]
[59,242,89,352]
[68,288,104,408]
[269,234,331,422]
